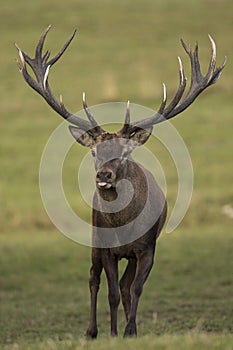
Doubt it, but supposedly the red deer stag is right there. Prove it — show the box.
[16,26,226,338]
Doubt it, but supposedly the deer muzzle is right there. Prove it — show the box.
[96,168,116,189]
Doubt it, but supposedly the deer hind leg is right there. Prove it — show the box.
[103,253,120,337]
[124,251,154,337]
[119,258,137,321]
[86,255,103,339]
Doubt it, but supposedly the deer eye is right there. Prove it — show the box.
[91,149,96,157]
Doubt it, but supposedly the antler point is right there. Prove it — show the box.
[162,83,167,100]
[124,99,131,127]
[180,38,190,54]
[43,64,50,90]
[82,91,87,105]
[208,33,213,41]
[208,34,216,51]
[15,44,25,67]
[47,24,52,31]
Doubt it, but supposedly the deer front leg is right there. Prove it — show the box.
[103,252,120,337]
[119,258,137,321]
[86,253,103,339]
[124,252,154,337]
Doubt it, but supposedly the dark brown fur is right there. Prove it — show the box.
[80,134,167,338]
[16,27,225,338]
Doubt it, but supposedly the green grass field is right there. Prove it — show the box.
[1,0,233,349]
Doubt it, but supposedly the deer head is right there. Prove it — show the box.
[16,26,226,192]
[68,98,151,190]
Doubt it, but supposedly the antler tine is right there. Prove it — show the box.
[180,39,200,90]
[167,35,226,118]
[206,34,216,83]
[208,55,227,86]
[205,35,226,86]
[16,27,105,135]
[128,57,186,132]
[125,100,130,125]
[36,25,52,59]
[128,86,167,132]
[16,43,42,94]
[82,92,104,133]
[163,56,187,117]
[48,29,77,67]
[15,43,25,67]
[129,35,226,130]
[43,65,50,90]
[157,83,167,115]
[117,100,132,137]
[173,36,225,112]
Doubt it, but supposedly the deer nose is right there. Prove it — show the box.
[96,168,115,189]
[96,170,113,181]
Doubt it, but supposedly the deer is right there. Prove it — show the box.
[16,26,226,338]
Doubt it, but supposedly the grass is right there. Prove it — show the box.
[1,0,233,349]
[0,227,232,349]
[2,334,233,350]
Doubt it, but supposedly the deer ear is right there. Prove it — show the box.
[130,127,152,146]
[69,126,95,147]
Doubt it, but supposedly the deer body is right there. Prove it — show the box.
[16,26,225,338]
[90,158,167,337]
[74,131,167,337]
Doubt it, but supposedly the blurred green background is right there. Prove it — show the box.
[0,0,232,349]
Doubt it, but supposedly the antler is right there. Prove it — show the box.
[16,25,104,136]
[16,29,226,138]
[118,100,131,136]
[128,35,226,133]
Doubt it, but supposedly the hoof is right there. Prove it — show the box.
[111,331,118,337]
[123,323,137,337]
[86,328,98,339]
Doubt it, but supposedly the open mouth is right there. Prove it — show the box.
[97,182,112,189]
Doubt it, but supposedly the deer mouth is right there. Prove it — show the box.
[96,181,112,189]
[96,170,115,189]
